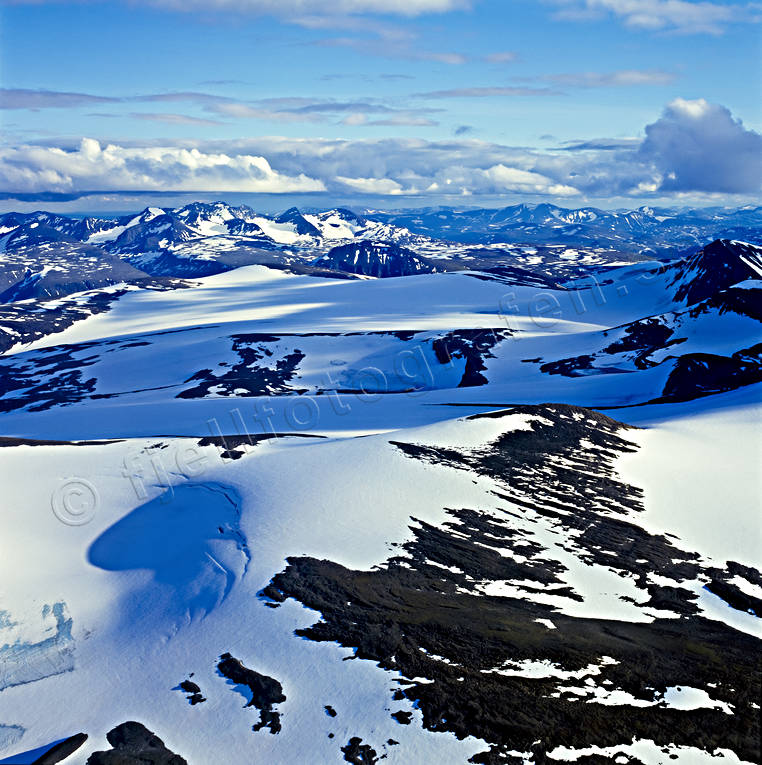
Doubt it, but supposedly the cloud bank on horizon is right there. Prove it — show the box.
[1,99,760,201]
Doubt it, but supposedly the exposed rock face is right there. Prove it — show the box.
[87,722,187,765]
[534,242,762,401]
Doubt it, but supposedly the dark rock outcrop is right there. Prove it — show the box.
[87,722,186,764]
[217,652,286,734]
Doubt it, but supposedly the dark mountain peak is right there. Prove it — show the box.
[109,212,196,253]
[136,205,169,220]
[276,206,302,221]
[331,207,366,225]
[702,238,762,261]
[4,221,75,251]
[316,239,437,278]
[275,207,322,236]
[176,200,245,218]
[672,239,762,305]
[533,202,562,215]
[225,219,268,237]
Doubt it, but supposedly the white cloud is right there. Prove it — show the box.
[2,100,758,199]
[0,88,118,109]
[209,102,325,122]
[129,112,225,126]
[1,88,441,127]
[0,138,326,193]
[340,113,439,126]
[133,0,471,15]
[640,98,762,193]
[543,69,675,87]
[314,34,467,64]
[414,86,559,98]
[485,51,519,63]
[433,164,581,196]
[548,0,758,34]
[368,116,440,126]
[342,113,369,126]
[336,176,407,194]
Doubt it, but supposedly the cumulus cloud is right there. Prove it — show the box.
[2,100,758,199]
[547,0,758,34]
[640,98,762,193]
[437,164,581,196]
[0,138,326,193]
[0,135,599,198]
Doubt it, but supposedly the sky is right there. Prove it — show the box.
[0,0,760,211]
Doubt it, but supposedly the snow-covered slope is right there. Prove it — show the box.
[0,208,759,765]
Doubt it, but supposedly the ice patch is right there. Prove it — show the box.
[0,725,25,753]
[0,602,74,691]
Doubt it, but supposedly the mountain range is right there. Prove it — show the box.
[2,202,760,299]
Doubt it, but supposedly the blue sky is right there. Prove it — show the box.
[1,0,760,209]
